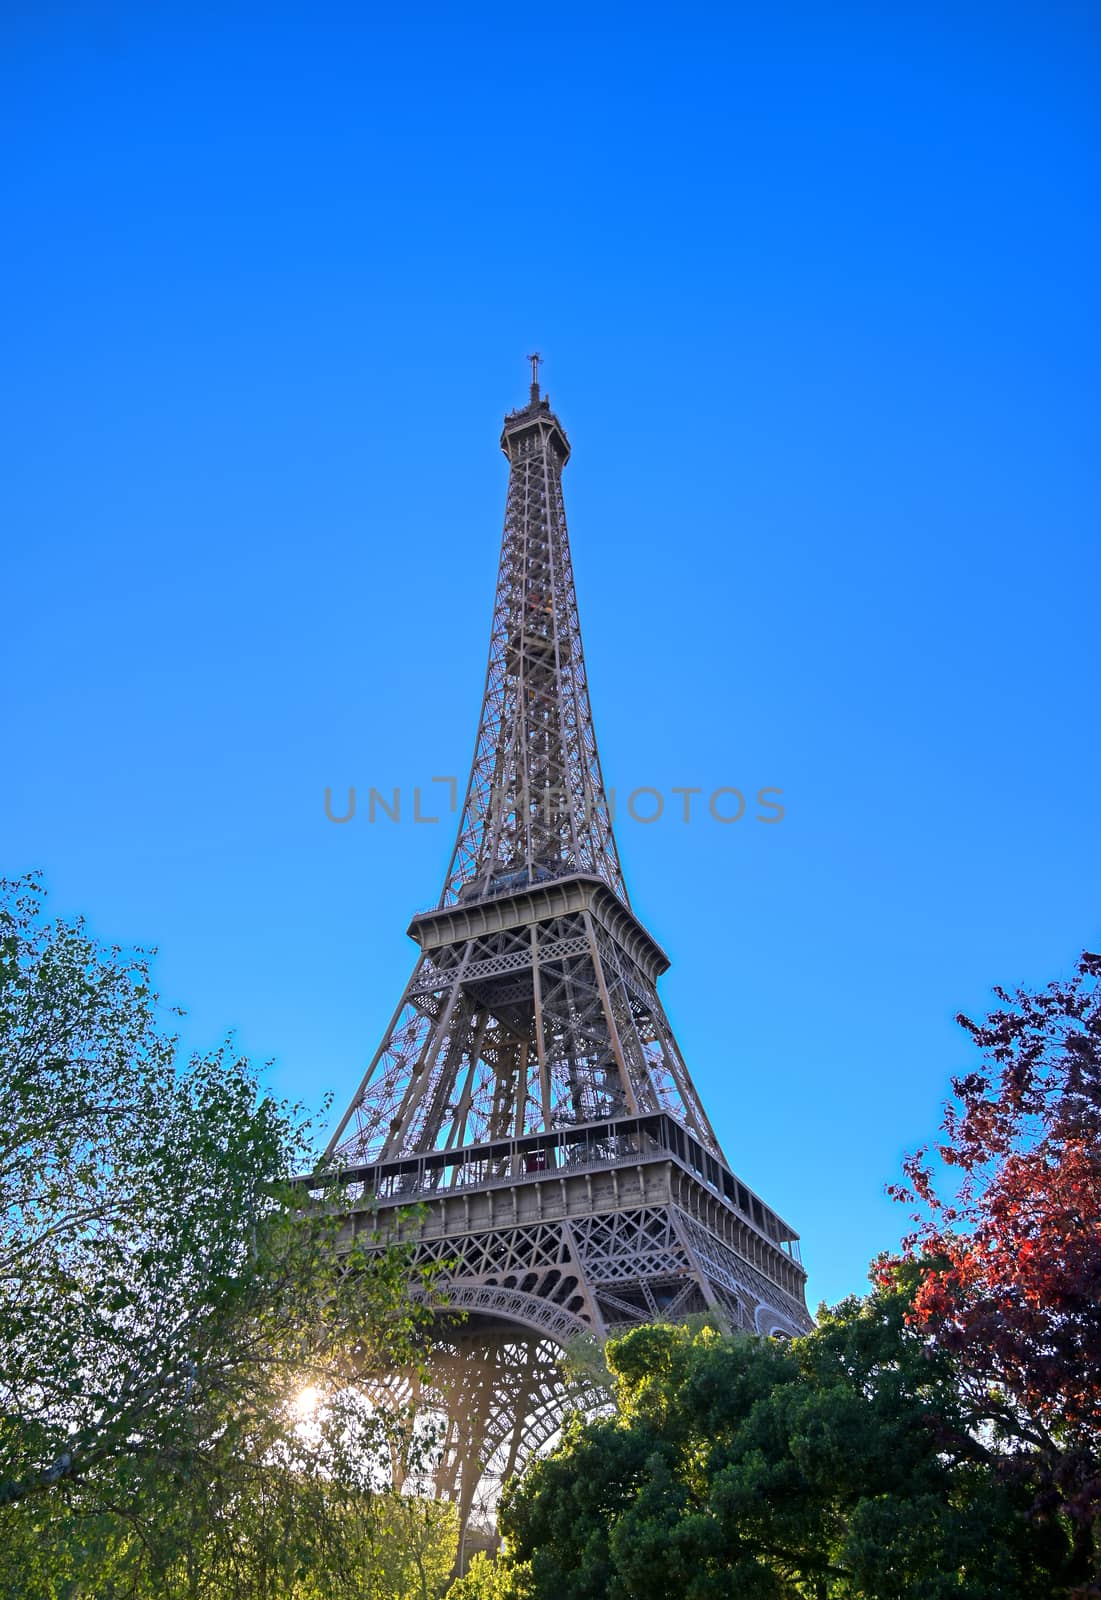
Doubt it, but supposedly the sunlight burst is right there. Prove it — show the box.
[294,1383,322,1419]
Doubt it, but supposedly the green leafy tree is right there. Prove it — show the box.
[0,873,441,1597]
[446,1549,527,1600]
[289,1493,459,1600]
[361,1494,461,1600]
[463,1286,1070,1600]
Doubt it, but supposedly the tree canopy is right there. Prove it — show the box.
[0,872,450,1597]
[886,948,1101,1586]
[457,1290,1070,1600]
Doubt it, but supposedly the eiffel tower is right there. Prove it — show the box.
[323,358,812,1549]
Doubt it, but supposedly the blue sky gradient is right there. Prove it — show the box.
[3,3,1099,1306]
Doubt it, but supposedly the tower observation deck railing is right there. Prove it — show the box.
[306,1110,803,1268]
[455,862,558,906]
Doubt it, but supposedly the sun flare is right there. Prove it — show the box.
[294,1384,322,1419]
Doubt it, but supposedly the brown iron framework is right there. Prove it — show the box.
[322,363,811,1549]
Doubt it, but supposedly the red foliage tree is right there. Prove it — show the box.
[886,951,1101,1585]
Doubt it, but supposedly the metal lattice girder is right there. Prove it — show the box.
[321,370,812,1558]
[414,1322,607,1542]
[328,878,724,1164]
[441,400,625,909]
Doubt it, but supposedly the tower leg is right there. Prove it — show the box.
[411,1316,599,1573]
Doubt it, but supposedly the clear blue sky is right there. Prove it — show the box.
[3,3,1099,1308]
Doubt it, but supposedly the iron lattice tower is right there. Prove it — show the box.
[324,363,811,1550]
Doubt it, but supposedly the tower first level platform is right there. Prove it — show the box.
[325,1107,809,1343]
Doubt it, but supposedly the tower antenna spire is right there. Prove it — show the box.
[526,350,542,402]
